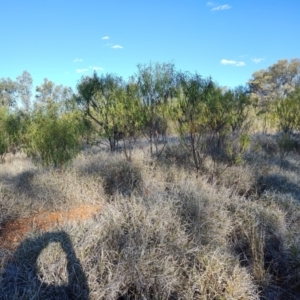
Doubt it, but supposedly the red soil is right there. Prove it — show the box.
[0,204,101,251]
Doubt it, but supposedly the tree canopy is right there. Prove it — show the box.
[249,58,300,105]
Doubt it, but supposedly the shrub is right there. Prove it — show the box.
[25,106,81,167]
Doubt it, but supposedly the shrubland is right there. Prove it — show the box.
[0,59,300,299]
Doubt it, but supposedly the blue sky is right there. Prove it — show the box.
[1,0,299,91]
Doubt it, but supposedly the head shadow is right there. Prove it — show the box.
[0,231,89,300]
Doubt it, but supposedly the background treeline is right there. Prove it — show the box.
[1,59,300,169]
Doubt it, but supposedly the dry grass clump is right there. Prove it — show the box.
[75,152,143,197]
[101,160,142,196]
[84,195,192,299]
[0,158,105,224]
[163,143,192,168]
[250,133,279,158]
[192,248,257,300]
[229,201,277,284]
[166,172,233,248]
[257,192,300,297]
[226,187,300,298]
[255,163,300,201]
[217,164,256,197]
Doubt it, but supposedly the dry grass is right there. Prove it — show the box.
[1,133,300,299]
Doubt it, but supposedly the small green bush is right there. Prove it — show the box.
[25,106,81,167]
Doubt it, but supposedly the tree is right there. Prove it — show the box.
[0,107,9,160]
[136,62,177,155]
[0,77,18,107]
[75,73,145,157]
[175,74,251,177]
[228,86,252,133]
[17,71,33,113]
[273,87,300,168]
[275,87,300,134]
[75,72,103,127]
[76,72,127,151]
[249,58,300,105]
[214,87,251,168]
[0,107,27,160]
[93,74,126,151]
[22,78,80,167]
[4,111,25,152]
[176,72,213,172]
[35,78,72,109]
[249,59,300,131]
[117,80,143,160]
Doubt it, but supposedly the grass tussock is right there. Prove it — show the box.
[75,152,143,196]
[0,155,105,224]
[1,133,300,299]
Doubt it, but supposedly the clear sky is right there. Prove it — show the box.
[1,0,299,91]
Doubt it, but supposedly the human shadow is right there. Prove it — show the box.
[0,231,89,300]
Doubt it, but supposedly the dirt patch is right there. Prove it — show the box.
[0,204,101,251]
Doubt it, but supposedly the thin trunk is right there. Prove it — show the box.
[149,133,153,156]
[190,132,199,172]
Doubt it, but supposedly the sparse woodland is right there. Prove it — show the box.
[1,59,300,299]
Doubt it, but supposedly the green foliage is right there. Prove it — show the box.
[249,58,300,105]
[76,73,123,151]
[275,87,300,133]
[121,82,143,137]
[0,77,18,107]
[225,133,251,166]
[175,73,252,174]
[229,86,252,132]
[176,72,213,171]
[76,73,143,156]
[5,112,24,148]
[0,136,8,160]
[272,87,300,167]
[116,82,143,160]
[0,71,33,111]
[93,74,123,145]
[205,87,252,168]
[0,108,27,160]
[136,62,177,107]
[2,60,299,170]
[25,105,81,167]
[17,71,33,113]
[205,86,233,135]
[0,108,9,159]
[249,59,300,132]
[35,79,72,108]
